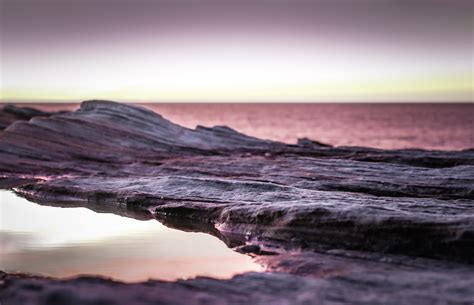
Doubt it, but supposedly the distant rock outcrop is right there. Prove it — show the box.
[0,104,68,130]
[0,100,473,305]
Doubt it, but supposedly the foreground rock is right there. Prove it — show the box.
[2,253,474,305]
[0,101,473,304]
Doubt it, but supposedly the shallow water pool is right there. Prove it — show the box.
[0,191,262,282]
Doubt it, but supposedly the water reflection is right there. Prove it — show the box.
[0,191,262,282]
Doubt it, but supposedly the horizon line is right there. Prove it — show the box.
[1,98,473,104]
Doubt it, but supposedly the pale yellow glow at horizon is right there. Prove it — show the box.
[2,43,472,102]
[2,74,471,102]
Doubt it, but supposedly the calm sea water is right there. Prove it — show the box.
[9,103,474,150]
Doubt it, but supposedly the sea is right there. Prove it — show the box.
[8,102,473,151]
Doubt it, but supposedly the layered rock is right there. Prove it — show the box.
[0,104,67,131]
[0,101,473,304]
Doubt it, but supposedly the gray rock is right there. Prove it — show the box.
[2,254,474,305]
[0,100,473,304]
[0,104,68,130]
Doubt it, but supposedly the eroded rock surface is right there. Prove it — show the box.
[0,100,473,304]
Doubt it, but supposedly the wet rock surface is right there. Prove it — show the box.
[0,101,473,304]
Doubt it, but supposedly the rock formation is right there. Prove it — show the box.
[0,104,67,131]
[1,100,473,304]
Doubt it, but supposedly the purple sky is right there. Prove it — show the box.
[1,0,472,102]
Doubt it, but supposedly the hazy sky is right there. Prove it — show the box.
[1,0,472,102]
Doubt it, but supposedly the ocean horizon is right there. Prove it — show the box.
[3,101,473,151]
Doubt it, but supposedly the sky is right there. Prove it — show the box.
[1,0,473,102]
